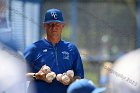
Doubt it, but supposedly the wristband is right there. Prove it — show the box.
[33,73,36,80]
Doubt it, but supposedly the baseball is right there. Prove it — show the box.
[46,72,56,83]
[50,72,56,78]
[66,70,74,78]
[42,65,51,74]
[61,74,70,83]
[56,74,63,81]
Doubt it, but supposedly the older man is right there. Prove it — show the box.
[24,8,84,93]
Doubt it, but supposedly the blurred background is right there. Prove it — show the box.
[0,0,139,92]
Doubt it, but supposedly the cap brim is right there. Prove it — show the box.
[92,87,106,93]
[43,20,64,23]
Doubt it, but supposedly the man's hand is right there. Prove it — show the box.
[35,70,48,82]
[56,70,74,85]
[61,74,71,85]
[35,65,56,83]
[56,70,81,85]
[56,74,71,85]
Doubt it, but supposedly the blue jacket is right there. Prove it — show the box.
[24,38,84,93]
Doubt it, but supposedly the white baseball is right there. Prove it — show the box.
[46,72,56,83]
[61,75,70,83]
[42,65,51,74]
[66,70,74,78]
[56,74,63,81]
[50,72,56,78]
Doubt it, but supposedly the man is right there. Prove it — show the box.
[24,8,84,93]
[67,79,106,93]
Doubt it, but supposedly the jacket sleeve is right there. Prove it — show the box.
[72,45,84,78]
[24,44,37,72]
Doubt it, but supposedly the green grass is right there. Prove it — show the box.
[84,71,99,86]
[83,62,100,86]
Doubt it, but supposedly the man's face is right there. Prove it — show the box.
[44,22,64,38]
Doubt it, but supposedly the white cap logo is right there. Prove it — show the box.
[51,11,57,19]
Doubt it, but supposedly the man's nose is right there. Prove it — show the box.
[52,26,57,30]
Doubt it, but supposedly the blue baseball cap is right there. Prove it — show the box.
[43,8,64,23]
[67,79,106,93]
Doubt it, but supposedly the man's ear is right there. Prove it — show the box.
[43,23,48,29]
[62,24,65,28]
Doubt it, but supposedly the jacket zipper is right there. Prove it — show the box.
[54,46,59,72]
